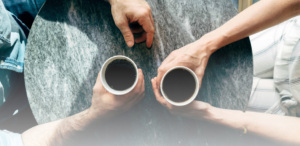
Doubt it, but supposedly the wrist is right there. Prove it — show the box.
[197,103,216,121]
[186,101,215,121]
[204,106,245,130]
[88,105,120,123]
[202,106,222,122]
[195,31,226,55]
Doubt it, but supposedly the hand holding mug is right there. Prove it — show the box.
[151,77,211,119]
[156,40,213,91]
[89,69,145,120]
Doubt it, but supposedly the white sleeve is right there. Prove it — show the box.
[0,130,24,146]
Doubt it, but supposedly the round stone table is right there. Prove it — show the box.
[25,0,253,145]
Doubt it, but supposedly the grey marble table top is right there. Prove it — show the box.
[25,0,253,145]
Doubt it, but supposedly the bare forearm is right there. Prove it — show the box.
[205,107,300,145]
[22,108,107,146]
[200,0,300,53]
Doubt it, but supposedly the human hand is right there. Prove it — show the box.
[151,77,211,119]
[108,0,155,48]
[156,40,213,90]
[90,69,145,119]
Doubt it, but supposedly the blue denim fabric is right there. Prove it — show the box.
[0,70,13,107]
[3,0,46,29]
[0,0,28,73]
[0,130,24,146]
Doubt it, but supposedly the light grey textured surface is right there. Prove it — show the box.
[25,0,253,145]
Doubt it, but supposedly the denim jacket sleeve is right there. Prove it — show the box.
[0,0,11,45]
[0,0,28,73]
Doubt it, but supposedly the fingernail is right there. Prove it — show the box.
[127,41,134,47]
[147,44,153,50]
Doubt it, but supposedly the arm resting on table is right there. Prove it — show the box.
[22,69,145,146]
[200,0,300,53]
[200,1,300,143]
[205,106,300,145]
[196,1,300,143]
[21,108,109,146]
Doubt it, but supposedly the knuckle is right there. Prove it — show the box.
[140,9,149,17]
[133,87,140,94]
[182,54,190,60]
[149,26,155,33]
[158,67,164,73]
[146,8,151,14]
[198,72,205,77]
[123,32,132,39]
[115,20,123,27]
[92,86,99,94]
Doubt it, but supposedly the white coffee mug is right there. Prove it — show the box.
[100,55,138,95]
[160,66,199,106]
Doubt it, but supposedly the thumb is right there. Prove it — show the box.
[116,20,134,47]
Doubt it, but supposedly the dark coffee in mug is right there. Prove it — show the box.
[162,68,196,103]
[105,59,136,91]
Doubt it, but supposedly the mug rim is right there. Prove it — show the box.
[100,55,139,95]
[160,66,199,106]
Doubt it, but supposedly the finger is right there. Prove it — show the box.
[133,92,145,105]
[195,69,204,89]
[196,59,208,89]
[135,32,147,43]
[124,69,143,101]
[138,16,154,48]
[156,72,164,90]
[151,77,166,105]
[130,69,144,104]
[148,13,155,47]
[131,88,145,105]
[131,26,144,33]
[149,13,155,29]
[133,69,144,94]
[95,71,102,85]
[140,71,145,93]
[146,29,154,48]
[156,51,178,85]
[138,69,145,93]
[156,63,175,88]
[131,95,144,107]
[159,50,180,73]
[156,64,167,88]
[161,51,177,66]
[94,72,105,92]
[198,77,203,90]
[134,72,145,104]
[115,19,135,47]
